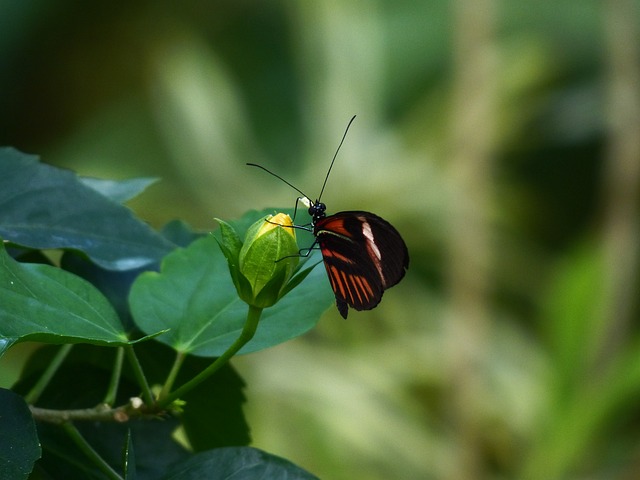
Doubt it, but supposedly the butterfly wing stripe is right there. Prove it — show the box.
[326,264,346,300]
[326,263,377,309]
[322,246,382,310]
[341,270,362,306]
[351,273,375,304]
[320,246,355,265]
[356,211,409,287]
[360,218,387,286]
[360,219,382,261]
[315,216,354,238]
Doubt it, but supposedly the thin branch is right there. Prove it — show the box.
[31,397,150,425]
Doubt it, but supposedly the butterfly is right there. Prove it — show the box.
[248,116,409,318]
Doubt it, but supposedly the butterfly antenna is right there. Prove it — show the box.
[246,163,310,200]
[318,115,356,201]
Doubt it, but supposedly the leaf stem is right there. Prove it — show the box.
[158,351,187,400]
[157,305,263,408]
[124,345,154,406]
[25,343,73,404]
[104,347,124,406]
[62,422,123,480]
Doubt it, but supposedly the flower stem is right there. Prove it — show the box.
[157,305,263,408]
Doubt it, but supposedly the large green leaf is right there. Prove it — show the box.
[60,251,150,333]
[0,148,174,270]
[0,242,131,356]
[0,389,41,480]
[129,210,333,357]
[163,447,319,480]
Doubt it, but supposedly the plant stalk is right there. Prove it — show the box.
[158,351,187,400]
[104,347,124,406]
[25,343,73,404]
[157,305,263,408]
[124,344,154,406]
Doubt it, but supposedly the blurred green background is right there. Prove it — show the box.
[2,1,640,479]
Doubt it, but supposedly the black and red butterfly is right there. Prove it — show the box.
[248,116,409,318]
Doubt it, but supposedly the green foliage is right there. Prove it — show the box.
[0,389,40,480]
[0,150,332,479]
[2,2,639,478]
[0,148,174,270]
[163,447,320,479]
[0,242,132,356]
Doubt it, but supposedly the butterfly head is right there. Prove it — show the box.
[309,201,326,224]
[301,196,326,224]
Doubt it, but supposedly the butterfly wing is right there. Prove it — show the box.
[314,211,409,318]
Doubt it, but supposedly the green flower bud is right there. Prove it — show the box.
[216,213,300,308]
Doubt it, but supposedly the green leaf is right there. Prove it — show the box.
[280,260,321,297]
[0,242,131,357]
[161,220,205,248]
[130,210,333,357]
[215,219,243,264]
[60,251,151,332]
[0,388,41,480]
[80,176,159,203]
[0,147,174,270]
[164,447,319,480]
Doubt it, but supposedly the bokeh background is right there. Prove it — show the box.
[2,1,640,479]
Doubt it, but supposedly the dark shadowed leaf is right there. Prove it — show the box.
[0,389,41,480]
[163,447,319,480]
[0,148,174,270]
[14,345,189,480]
